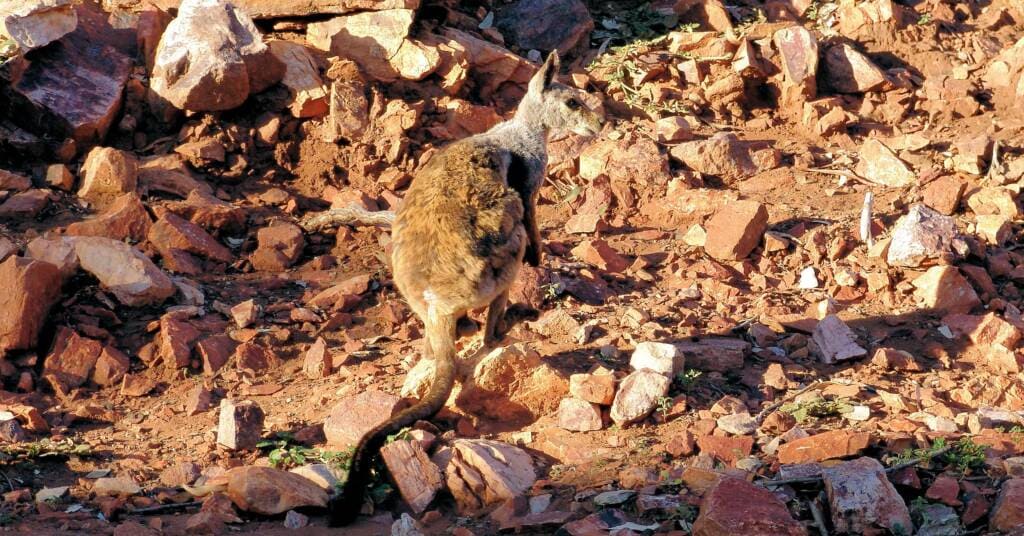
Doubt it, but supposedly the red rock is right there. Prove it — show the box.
[217,399,265,451]
[912,266,981,314]
[696,435,754,464]
[777,430,871,464]
[0,189,49,219]
[381,439,444,514]
[120,373,156,397]
[495,0,593,54]
[812,315,868,364]
[159,315,201,369]
[268,41,329,118]
[0,256,62,353]
[675,338,749,372]
[666,430,697,457]
[92,345,130,386]
[670,133,759,181]
[137,154,213,199]
[24,236,78,279]
[324,390,404,448]
[149,213,232,264]
[3,3,132,145]
[824,457,911,534]
[433,439,536,515]
[569,372,616,405]
[160,462,201,488]
[773,25,818,98]
[308,9,436,82]
[233,342,278,372]
[306,274,370,311]
[175,139,226,165]
[925,475,962,506]
[303,337,331,379]
[922,175,964,215]
[991,478,1024,532]
[186,384,213,415]
[963,494,990,526]
[703,200,768,260]
[655,116,692,143]
[966,187,1019,218]
[196,334,236,375]
[871,348,921,371]
[225,466,327,515]
[164,190,245,234]
[692,478,807,536]
[571,239,629,273]
[557,398,603,432]
[251,222,305,271]
[66,193,152,242]
[823,43,888,93]
[79,147,138,210]
[43,328,102,392]
[0,169,31,191]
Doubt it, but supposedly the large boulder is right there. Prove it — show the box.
[72,237,175,306]
[307,9,438,82]
[0,0,77,52]
[0,256,62,353]
[495,0,593,55]
[149,0,284,113]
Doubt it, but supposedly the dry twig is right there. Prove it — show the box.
[299,204,395,232]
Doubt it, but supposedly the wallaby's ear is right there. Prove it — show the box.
[529,50,560,94]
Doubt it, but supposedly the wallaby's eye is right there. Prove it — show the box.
[566,98,581,110]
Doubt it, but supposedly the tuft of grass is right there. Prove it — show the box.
[889,437,987,474]
[780,397,852,423]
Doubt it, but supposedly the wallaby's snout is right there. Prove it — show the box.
[567,95,604,137]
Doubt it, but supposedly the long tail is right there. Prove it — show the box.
[328,313,457,526]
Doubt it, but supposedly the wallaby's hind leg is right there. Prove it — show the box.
[483,290,510,347]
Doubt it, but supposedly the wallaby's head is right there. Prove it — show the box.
[521,51,604,137]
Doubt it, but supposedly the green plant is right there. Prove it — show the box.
[1009,425,1024,447]
[541,282,563,301]
[674,369,702,390]
[0,35,15,63]
[890,437,986,474]
[655,396,673,418]
[780,398,852,423]
[257,433,315,469]
[589,37,696,116]
[917,13,932,25]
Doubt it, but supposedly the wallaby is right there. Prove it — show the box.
[328,50,603,526]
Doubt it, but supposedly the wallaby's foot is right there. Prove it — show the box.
[456,316,480,339]
[483,291,510,349]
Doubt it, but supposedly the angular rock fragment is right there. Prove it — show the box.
[812,315,867,364]
[0,256,62,353]
[887,204,967,267]
[692,478,807,536]
[433,439,535,514]
[495,0,593,54]
[823,457,912,534]
[217,399,265,451]
[855,138,914,187]
[703,200,769,260]
[381,439,443,514]
[610,370,670,425]
[225,466,327,515]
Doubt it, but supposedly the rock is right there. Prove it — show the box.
[120,374,156,397]
[692,477,807,536]
[196,334,236,375]
[35,487,69,504]
[230,300,260,329]
[1,3,132,145]
[302,337,331,379]
[630,342,683,379]
[43,327,101,392]
[66,193,152,243]
[557,398,603,432]
[871,347,921,371]
[823,457,912,534]
[662,338,743,372]
[0,189,49,219]
[92,477,141,497]
[79,147,138,210]
[268,40,328,118]
[696,435,754,464]
[225,466,328,515]
[571,239,629,273]
[0,256,62,353]
[233,342,278,372]
[284,510,309,529]
[433,439,536,514]
[991,478,1024,532]
[703,200,768,260]
[326,60,369,142]
[308,9,438,82]
[439,28,535,99]
[823,43,888,93]
[289,464,341,492]
[976,214,1012,244]
[569,371,616,405]
[137,155,212,198]
[812,315,867,364]
[609,370,670,425]
[217,399,265,451]
[24,236,78,279]
[922,175,965,215]
[887,205,967,267]
[773,26,818,98]
[150,0,283,113]
[160,462,202,488]
[655,116,692,143]
[855,138,915,187]
[164,190,245,234]
[912,266,980,314]
[380,439,443,514]
[91,345,129,386]
[777,429,871,464]
[187,0,420,19]
[670,133,759,181]
[324,390,403,447]
[44,163,74,191]
[159,314,201,369]
[457,343,568,423]
[0,169,30,191]
[73,237,175,306]
[0,0,77,51]
[186,384,213,415]
[391,513,424,536]
[495,0,593,54]
[925,475,961,506]
[966,186,1019,218]
[716,413,757,435]
[149,213,232,265]
[251,222,304,271]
